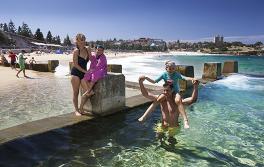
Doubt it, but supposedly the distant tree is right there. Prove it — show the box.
[8,20,16,33]
[220,47,228,52]
[55,35,61,44]
[63,34,72,46]
[51,37,56,44]
[231,41,244,47]
[34,28,45,41]
[3,23,8,32]
[46,31,53,43]
[21,22,33,37]
[0,23,3,30]
[50,36,59,44]
[254,41,263,47]
[17,26,22,35]
[0,30,9,44]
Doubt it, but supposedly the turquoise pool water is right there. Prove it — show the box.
[0,55,263,166]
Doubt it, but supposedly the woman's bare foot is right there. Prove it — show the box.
[75,110,83,116]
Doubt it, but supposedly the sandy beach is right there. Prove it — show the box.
[2,50,212,64]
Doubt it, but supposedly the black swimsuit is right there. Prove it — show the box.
[71,50,89,80]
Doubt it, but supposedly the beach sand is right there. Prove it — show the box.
[0,50,209,87]
[2,50,211,64]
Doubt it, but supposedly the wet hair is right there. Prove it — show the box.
[165,60,176,68]
[96,45,104,50]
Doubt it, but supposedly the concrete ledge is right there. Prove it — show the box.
[107,64,122,73]
[202,62,222,81]
[222,61,238,74]
[0,91,158,144]
[32,63,49,72]
[83,72,126,116]
[176,65,194,91]
[126,81,163,91]
[48,60,59,72]
[0,113,94,144]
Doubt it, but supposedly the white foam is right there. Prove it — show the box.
[214,74,264,91]
[54,65,69,78]
[108,55,165,85]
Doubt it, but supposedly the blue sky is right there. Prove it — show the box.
[1,0,264,43]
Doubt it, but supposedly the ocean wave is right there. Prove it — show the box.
[214,74,264,91]
[54,65,70,78]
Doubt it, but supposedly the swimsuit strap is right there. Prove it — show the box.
[78,47,89,61]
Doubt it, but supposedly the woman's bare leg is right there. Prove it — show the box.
[71,76,81,116]
[79,79,90,113]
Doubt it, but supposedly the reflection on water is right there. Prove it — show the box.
[0,74,263,167]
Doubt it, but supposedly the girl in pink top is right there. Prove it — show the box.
[79,45,107,114]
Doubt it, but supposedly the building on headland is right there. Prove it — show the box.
[214,35,224,47]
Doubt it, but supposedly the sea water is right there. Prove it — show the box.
[0,55,263,166]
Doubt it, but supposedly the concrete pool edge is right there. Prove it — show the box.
[0,88,162,145]
[0,74,227,145]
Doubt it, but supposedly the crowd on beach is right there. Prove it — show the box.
[70,33,199,144]
[0,49,37,78]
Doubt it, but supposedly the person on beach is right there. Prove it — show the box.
[8,51,17,70]
[139,61,198,129]
[70,33,91,116]
[0,54,8,65]
[16,50,28,78]
[79,45,107,114]
[29,57,36,70]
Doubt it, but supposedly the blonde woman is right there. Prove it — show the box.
[70,33,91,116]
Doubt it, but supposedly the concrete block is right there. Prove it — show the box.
[176,65,194,77]
[175,65,194,91]
[202,62,222,80]
[48,60,59,72]
[83,72,126,116]
[33,64,49,72]
[222,61,238,74]
[107,64,122,73]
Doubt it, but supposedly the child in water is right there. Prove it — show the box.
[139,61,198,129]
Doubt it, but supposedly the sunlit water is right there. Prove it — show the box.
[0,55,263,166]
